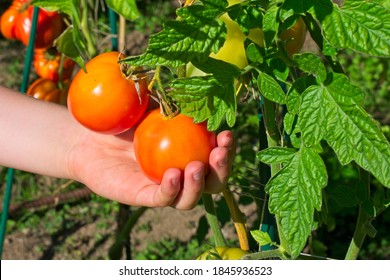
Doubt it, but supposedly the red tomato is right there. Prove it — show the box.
[27,78,64,103]
[15,6,64,50]
[33,48,75,82]
[67,51,150,135]
[0,8,19,40]
[133,109,217,184]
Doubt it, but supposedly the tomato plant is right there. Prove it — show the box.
[23,0,390,262]
[15,5,64,50]
[67,51,150,135]
[196,247,247,260]
[33,48,75,82]
[133,109,217,184]
[26,77,67,104]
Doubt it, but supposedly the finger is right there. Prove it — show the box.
[154,168,182,206]
[204,146,231,193]
[217,130,234,149]
[171,161,205,210]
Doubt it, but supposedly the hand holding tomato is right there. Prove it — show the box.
[67,128,234,210]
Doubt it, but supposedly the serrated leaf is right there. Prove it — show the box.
[299,85,327,146]
[257,147,296,164]
[258,72,286,104]
[122,2,227,68]
[293,53,327,83]
[312,0,390,57]
[31,0,73,16]
[266,146,327,258]
[250,230,273,247]
[169,75,236,131]
[105,0,139,21]
[299,73,390,187]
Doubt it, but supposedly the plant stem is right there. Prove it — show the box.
[109,206,148,260]
[80,0,97,58]
[242,248,283,260]
[222,189,250,250]
[345,169,372,260]
[202,194,227,248]
[257,97,281,251]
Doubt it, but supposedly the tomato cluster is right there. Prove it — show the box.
[67,51,216,183]
[0,0,64,49]
[1,1,74,103]
[33,48,75,83]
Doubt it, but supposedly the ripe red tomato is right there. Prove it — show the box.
[67,51,150,135]
[33,48,75,82]
[27,78,65,103]
[133,109,217,184]
[15,6,64,50]
[0,7,20,40]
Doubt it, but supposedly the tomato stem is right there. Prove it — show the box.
[153,66,179,118]
[202,194,228,248]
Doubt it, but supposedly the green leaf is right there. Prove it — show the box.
[55,27,85,69]
[266,146,328,258]
[299,73,390,187]
[312,0,390,57]
[31,0,73,16]
[257,72,286,104]
[283,112,299,135]
[293,53,327,83]
[257,147,296,164]
[246,43,265,64]
[169,75,236,131]
[262,5,279,48]
[250,230,273,247]
[122,1,227,68]
[105,0,139,20]
[280,0,313,21]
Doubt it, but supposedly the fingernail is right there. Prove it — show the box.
[171,177,179,186]
[218,156,228,167]
[193,170,203,181]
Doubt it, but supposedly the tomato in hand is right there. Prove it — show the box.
[133,109,217,184]
[15,6,64,50]
[33,48,75,82]
[67,51,150,135]
[27,78,66,104]
[196,247,248,260]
